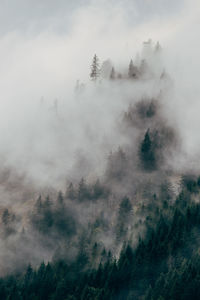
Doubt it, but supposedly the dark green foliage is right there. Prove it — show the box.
[2,208,10,225]
[140,129,156,170]
[1,208,17,238]
[66,179,108,202]
[78,178,90,202]
[2,189,200,299]
[136,99,157,119]
[92,179,108,200]
[31,194,76,239]
[0,47,199,300]
[182,175,199,193]
[123,99,158,128]
[66,183,76,200]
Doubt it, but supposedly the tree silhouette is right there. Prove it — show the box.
[110,67,116,80]
[140,129,156,170]
[90,54,100,82]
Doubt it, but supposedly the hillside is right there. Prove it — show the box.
[0,41,198,299]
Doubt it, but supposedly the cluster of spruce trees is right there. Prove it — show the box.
[0,43,198,299]
[0,95,197,299]
[1,178,200,299]
[89,40,162,82]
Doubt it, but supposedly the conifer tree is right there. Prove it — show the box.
[128,59,134,77]
[90,54,100,81]
[140,129,156,170]
[110,67,116,80]
[66,182,76,200]
[128,59,138,78]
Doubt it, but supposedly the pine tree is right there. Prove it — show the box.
[66,182,76,200]
[78,178,90,201]
[128,59,138,78]
[128,59,134,77]
[140,129,156,170]
[110,67,115,80]
[57,191,64,205]
[90,54,100,82]
[2,208,10,225]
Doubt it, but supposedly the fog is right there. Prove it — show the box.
[0,0,199,275]
[0,0,198,186]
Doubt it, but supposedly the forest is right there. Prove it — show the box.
[0,40,198,299]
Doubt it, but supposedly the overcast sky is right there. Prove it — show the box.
[0,0,184,36]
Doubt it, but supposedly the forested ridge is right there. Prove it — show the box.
[1,182,200,299]
[0,41,199,299]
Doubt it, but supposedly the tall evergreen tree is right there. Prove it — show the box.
[66,182,76,200]
[128,59,134,77]
[90,54,100,82]
[140,129,156,170]
[110,67,115,80]
[128,59,138,78]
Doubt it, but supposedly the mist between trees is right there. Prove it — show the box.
[0,40,199,299]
